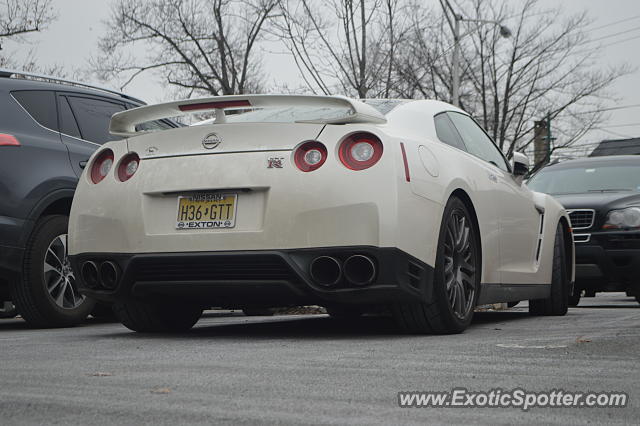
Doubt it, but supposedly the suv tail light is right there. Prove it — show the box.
[0,134,20,146]
[338,133,383,170]
[294,141,327,172]
[117,153,140,181]
[90,149,114,184]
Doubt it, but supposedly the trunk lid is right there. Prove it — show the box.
[128,123,325,159]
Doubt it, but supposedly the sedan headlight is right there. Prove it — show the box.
[603,207,640,229]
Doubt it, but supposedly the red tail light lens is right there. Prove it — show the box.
[117,153,140,181]
[90,149,114,184]
[338,133,383,170]
[294,141,327,172]
[0,134,20,146]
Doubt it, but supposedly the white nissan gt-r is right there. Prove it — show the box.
[68,95,574,334]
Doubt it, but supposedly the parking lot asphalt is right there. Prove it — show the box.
[0,293,638,425]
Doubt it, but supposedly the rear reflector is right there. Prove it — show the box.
[178,100,251,111]
[400,142,410,182]
[0,134,20,146]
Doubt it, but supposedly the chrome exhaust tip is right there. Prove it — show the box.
[309,256,342,287]
[81,261,99,288]
[99,261,120,290]
[343,255,376,286]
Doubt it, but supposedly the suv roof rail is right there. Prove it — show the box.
[0,68,145,104]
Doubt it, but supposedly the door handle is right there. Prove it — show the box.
[79,160,88,169]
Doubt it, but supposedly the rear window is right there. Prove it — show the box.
[226,106,352,123]
[362,99,408,114]
[67,96,126,144]
[12,90,58,130]
[191,99,407,126]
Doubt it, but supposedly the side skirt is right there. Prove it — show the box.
[477,283,551,305]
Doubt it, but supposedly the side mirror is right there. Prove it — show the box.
[512,152,529,183]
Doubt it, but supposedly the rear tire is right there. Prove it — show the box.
[529,225,569,316]
[11,215,95,327]
[568,287,582,307]
[392,196,480,334]
[114,298,202,332]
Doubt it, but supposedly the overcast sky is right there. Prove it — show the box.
[5,0,640,150]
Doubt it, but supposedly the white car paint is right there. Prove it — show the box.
[68,95,573,305]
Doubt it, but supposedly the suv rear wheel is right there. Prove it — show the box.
[12,215,95,327]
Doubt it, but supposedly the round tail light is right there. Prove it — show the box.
[294,141,327,172]
[90,149,114,184]
[338,133,383,170]
[117,153,140,181]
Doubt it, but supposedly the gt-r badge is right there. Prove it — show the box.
[202,133,222,149]
[267,157,285,168]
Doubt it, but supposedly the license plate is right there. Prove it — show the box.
[175,193,237,229]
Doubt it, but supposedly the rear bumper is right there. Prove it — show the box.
[69,246,434,307]
[69,141,443,270]
[574,231,640,291]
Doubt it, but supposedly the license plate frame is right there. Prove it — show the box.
[175,193,238,230]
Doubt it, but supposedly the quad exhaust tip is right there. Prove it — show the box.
[81,260,120,290]
[81,261,99,288]
[99,261,120,290]
[343,255,376,286]
[309,256,342,287]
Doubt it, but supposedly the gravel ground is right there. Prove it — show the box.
[0,293,638,425]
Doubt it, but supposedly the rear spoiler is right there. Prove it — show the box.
[109,94,387,137]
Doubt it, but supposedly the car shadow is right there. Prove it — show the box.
[572,304,639,309]
[0,318,31,331]
[97,309,535,340]
[0,310,243,331]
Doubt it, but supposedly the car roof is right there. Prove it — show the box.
[542,155,640,170]
[0,69,145,106]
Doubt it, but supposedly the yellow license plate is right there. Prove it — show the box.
[176,193,237,229]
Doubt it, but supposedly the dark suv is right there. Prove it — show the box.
[0,69,175,327]
[527,155,640,305]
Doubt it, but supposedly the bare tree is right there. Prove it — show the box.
[0,0,54,42]
[395,0,631,165]
[93,0,277,96]
[0,0,58,73]
[276,0,411,98]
